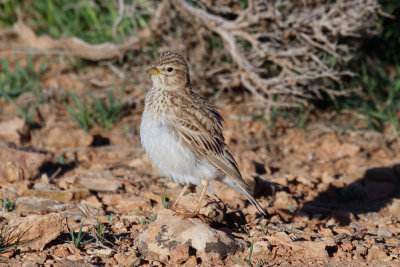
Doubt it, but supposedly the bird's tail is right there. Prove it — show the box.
[221,176,267,217]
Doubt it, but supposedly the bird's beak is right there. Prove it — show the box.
[146,67,161,76]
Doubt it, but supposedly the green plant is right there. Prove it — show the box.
[0,56,45,125]
[67,93,93,131]
[130,254,143,266]
[359,63,400,134]
[296,104,312,130]
[94,220,105,241]
[231,241,270,266]
[107,214,114,224]
[67,86,126,131]
[0,198,15,212]
[0,221,33,253]
[0,56,43,99]
[67,221,92,249]
[92,86,126,131]
[0,0,155,44]
[138,212,157,225]
[331,3,400,135]
[231,241,254,266]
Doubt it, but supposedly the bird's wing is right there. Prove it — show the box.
[171,91,266,216]
[172,92,251,191]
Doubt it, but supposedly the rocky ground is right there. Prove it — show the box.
[0,53,399,266]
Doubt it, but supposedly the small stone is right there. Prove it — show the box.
[53,245,71,258]
[354,244,367,256]
[320,237,336,247]
[377,228,392,238]
[75,177,123,192]
[253,241,270,254]
[26,189,74,202]
[0,146,47,183]
[0,118,28,144]
[15,196,59,215]
[185,256,198,265]
[102,194,151,214]
[387,199,400,220]
[114,253,141,266]
[66,254,86,261]
[15,196,104,221]
[318,226,334,237]
[366,245,387,261]
[170,244,190,263]
[6,213,63,250]
[80,195,103,208]
[337,143,360,157]
[89,248,113,257]
[340,242,353,252]
[39,123,93,149]
[266,232,328,260]
[332,226,353,236]
[386,237,400,246]
[273,191,297,210]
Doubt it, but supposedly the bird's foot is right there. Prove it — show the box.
[171,207,208,223]
[183,210,208,223]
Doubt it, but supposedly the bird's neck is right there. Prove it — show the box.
[152,83,192,94]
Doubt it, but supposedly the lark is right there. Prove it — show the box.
[140,51,266,217]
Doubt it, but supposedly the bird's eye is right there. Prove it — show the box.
[167,67,173,72]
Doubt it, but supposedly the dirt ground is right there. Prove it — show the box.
[0,53,399,266]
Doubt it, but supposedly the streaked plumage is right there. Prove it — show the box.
[140,51,266,216]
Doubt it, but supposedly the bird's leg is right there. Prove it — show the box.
[184,180,209,222]
[170,184,190,211]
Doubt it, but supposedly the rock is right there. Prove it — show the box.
[337,143,360,157]
[366,245,387,261]
[101,194,151,214]
[0,146,47,183]
[114,253,142,266]
[0,118,28,144]
[6,213,63,250]
[75,177,123,192]
[39,123,93,149]
[170,244,190,263]
[266,232,328,260]
[174,193,226,224]
[87,248,113,257]
[25,185,91,202]
[135,209,246,260]
[387,199,400,220]
[15,197,59,215]
[340,242,353,252]
[15,196,104,221]
[273,191,297,210]
[377,228,392,238]
[253,241,270,254]
[80,195,103,208]
[354,244,367,256]
[53,245,71,258]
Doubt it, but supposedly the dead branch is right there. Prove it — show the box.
[171,0,382,114]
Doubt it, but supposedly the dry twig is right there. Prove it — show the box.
[171,0,382,116]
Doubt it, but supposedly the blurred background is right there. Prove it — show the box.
[0,0,399,134]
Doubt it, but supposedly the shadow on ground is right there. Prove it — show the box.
[301,164,400,225]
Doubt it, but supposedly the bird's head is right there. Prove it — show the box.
[146,51,190,90]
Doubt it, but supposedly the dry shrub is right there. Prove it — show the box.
[163,0,383,116]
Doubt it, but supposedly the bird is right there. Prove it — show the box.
[140,51,266,218]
